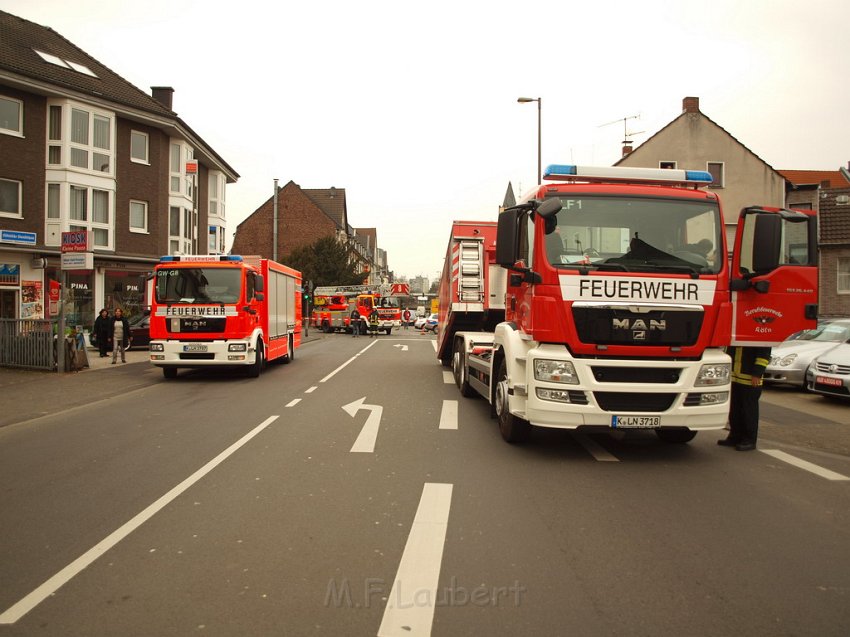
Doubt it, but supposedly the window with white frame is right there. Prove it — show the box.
[209,171,225,219]
[48,105,61,164]
[0,96,23,136]
[68,106,113,173]
[169,205,192,255]
[130,131,149,163]
[130,200,148,232]
[839,257,850,294]
[170,143,181,192]
[69,184,111,248]
[0,178,22,216]
[707,162,724,188]
[170,142,195,196]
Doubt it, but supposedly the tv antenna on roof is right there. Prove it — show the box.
[599,114,645,150]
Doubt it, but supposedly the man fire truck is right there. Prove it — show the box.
[149,255,302,379]
[312,284,404,334]
[438,164,818,444]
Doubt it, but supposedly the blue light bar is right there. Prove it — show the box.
[543,164,713,187]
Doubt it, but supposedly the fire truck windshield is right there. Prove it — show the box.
[155,267,242,304]
[545,196,722,274]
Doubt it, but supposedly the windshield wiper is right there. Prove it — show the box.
[594,262,631,272]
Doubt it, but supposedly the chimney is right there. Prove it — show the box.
[151,86,174,110]
[622,143,633,157]
[682,96,700,114]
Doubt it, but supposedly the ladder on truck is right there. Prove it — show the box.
[453,239,484,309]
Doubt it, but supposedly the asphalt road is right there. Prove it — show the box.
[0,334,848,636]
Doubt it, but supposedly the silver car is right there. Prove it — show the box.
[806,340,850,400]
[763,319,850,389]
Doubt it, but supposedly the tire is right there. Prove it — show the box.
[495,359,531,443]
[655,428,697,443]
[162,367,177,379]
[453,344,475,398]
[384,328,392,335]
[247,341,264,378]
[283,334,294,364]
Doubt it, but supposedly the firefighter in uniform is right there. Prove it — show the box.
[718,345,772,451]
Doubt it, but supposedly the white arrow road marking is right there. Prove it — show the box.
[378,483,453,637]
[343,397,384,453]
[393,344,409,352]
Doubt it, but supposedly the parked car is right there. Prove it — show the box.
[423,313,438,332]
[126,314,150,350]
[763,319,850,389]
[413,315,430,330]
[806,340,850,400]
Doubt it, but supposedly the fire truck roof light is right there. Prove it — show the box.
[158,255,243,263]
[543,164,714,186]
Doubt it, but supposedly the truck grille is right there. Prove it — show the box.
[594,392,677,412]
[591,367,681,383]
[573,306,703,346]
[169,317,227,334]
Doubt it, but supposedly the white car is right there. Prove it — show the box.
[413,315,429,330]
[763,319,850,389]
[806,341,850,400]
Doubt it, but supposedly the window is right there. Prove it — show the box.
[839,258,850,294]
[130,200,147,232]
[659,161,677,169]
[34,50,97,77]
[130,131,148,163]
[68,185,111,248]
[48,105,61,164]
[169,205,192,255]
[170,143,181,192]
[68,107,113,173]
[47,184,60,219]
[209,171,225,219]
[707,162,724,188]
[0,96,23,136]
[0,179,21,216]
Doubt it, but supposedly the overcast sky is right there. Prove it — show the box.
[4,0,849,281]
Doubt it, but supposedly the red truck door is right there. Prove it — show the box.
[730,206,818,346]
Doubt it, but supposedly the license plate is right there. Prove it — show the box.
[183,344,208,353]
[611,415,660,428]
[817,376,843,387]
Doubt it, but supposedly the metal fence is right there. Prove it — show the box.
[0,319,56,371]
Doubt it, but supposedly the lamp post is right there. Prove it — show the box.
[517,96,541,185]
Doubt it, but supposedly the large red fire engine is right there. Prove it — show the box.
[438,165,818,443]
[312,284,404,334]
[149,255,302,379]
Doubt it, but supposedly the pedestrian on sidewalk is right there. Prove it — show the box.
[93,308,111,358]
[109,308,131,364]
[718,345,771,451]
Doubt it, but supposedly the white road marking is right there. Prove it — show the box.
[285,399,301,407]
[320,340,378,383]
[439,400,458,430]
[431,341,437,352]
[573,433,620,462]
[343,397,384,453]
[393,344,409,352]
[305,386,318,393]
[442,371,453,384]
[761,449,850,481]
[378,483,453,637]
[0,415,281,625]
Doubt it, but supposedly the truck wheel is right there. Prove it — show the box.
[283,334,294,364]
[247,342,264,378]
[495,359,531,443]
[655,428,696,443]
[162,367,177,379]
[453,345,475,398]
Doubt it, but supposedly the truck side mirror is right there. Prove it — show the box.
[751,214,781,274]
[496,208,521,266]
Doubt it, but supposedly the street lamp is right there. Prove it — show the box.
[517,96,541,185]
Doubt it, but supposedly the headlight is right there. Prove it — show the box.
[696,363,729,386]
[150,342,164,352]
[778,354,797,367]
[228,343,247,352]
[534,359,579,384]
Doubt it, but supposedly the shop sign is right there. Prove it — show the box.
[61,252,94,270]
[0,230,36,245]
[61,230,91,253]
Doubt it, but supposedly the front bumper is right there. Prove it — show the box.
[149,340,257,367]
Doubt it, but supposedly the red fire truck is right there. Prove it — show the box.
[439,165,818,443]
[312,284,404,334]
[149,255,302,379]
